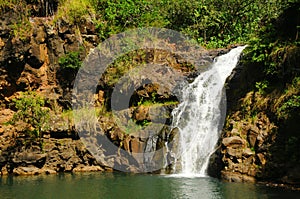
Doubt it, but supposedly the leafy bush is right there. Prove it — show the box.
[10,91,50,138]
[277,95,300,119]
[58,50,82,70]
[51,0,291,48]
[93,0,168,39]
[164,0,284,48]
[255,80,269,94]
[246,1,299,79]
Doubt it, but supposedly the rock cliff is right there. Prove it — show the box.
[2,2,299,189]
[208,46,300,188]
[0,6,225,175]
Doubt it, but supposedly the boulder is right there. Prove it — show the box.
[12,151,46,166]
[221,171,256,183]
[222,136,245,147]
[73,165,104,172]
[134,105,150,121]
[247,129,258,148]
[13,166,41,175]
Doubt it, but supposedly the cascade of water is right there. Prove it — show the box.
[171,46,247,177]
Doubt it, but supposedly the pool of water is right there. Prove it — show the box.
[0,173,299,199]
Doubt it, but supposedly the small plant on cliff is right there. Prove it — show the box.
[58,50,82,70]
[277,95,300,119]
[255,80,269,94]
[2,0,32,41]
[9,91,50,138]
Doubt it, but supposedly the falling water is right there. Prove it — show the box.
[171,46,247,177]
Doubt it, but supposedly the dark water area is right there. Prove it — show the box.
[0,172,299,199]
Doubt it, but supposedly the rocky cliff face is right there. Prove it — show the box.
[0,7,227,175]
[208,46,300,187]
[3,4,298,188]
[0,6,102,175]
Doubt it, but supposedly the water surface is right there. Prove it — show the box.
[1,173,299,199]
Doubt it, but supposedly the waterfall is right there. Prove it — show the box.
[171,46,247,177]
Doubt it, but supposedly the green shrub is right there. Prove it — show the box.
[58,50,82,70]
[93,0,169,39]
[10,91,50,138]
[255,80,269,94]
[277,95,300,119]
[165,0,284,48]
[246,1,299,79]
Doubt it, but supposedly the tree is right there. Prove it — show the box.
[10,91,50,138]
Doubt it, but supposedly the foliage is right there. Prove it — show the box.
[1,0,32,41]
[9,18,32,41]
[102,50,147,86]
[55,0,95,23]
[92,0,168,39]
[277,77,300,119]
[0,0,23,10]
[255,80,269,94]
[88,0,285,47]
[10,91,50,138]
[278,95,300,118]
[4,0,297,48]
[246,1,299,79]
[58,50,83,70]
[162,0,285,48]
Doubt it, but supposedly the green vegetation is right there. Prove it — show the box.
[92,0,168,39]
[245,1,299,79]
[0,0,23,10]
[58,50,83,70]
[1,0,32,41]
[2,0,299,179]
[9,91,50,138]
[102,50,147,86]
[136,97,178,107]
[3,0,298,49]
[55,0,95,23]
[278,95,300,119]
[255,80,269,94]
[87,0,288,48]
[276,77,300,120]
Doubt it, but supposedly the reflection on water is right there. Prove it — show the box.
[221,181,263,199]
[166,176,222,199]
[0,173,299,199]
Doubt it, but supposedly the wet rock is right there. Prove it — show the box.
[73,165,104,172]
[1,166,9,175]
[130,137,146,154]
[222,136,245,147]
[247,131,258,148]
[43,169,57,175]
[13,166,41,175]
[134,105,150,121]
[227,147,244,157]
[221,171,256,183]
[243,148,255,157]
[26,43,47,69]
[256,153,266,165]
[12,151,46,165]
[282,166,300,185]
